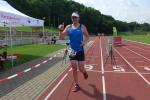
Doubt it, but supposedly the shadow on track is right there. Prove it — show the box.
[80,84,135,100]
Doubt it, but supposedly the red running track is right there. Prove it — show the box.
[37,36,150,100]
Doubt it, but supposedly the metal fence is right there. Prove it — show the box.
[0,29,58,46]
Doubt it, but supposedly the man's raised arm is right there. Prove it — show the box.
[58,24,70,40]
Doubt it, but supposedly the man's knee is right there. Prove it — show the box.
[78,65,85,72]
[71,61,77,69]
[71,62,77,71]
[72,65,77,71]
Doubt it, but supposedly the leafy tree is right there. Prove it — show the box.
[5,0,150,35]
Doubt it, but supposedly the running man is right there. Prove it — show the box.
[59,12,89,92]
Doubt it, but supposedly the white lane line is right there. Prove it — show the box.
[34,64,41,68]
[42,60,48,64]
[48,57,53,60]
[53,55,57,57]
[102,76,106,100]
[100,37,107,100]
[124,47,150,62]
[100,38,104,74]
[44,73,68,100]
[7,74,18,79]
[24,68,31,73]
[69,68,72,72]
[144,67,150,71]
[114,48,150,86]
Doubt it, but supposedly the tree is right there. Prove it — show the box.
[6,0,150,35]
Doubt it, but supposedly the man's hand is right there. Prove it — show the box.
[80,41,86,47]
[59,24,69,40]
[58,24,65,40]
[58,24,64,31]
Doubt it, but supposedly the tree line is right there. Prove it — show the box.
[6,0,150,35]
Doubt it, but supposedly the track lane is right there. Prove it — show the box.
[38,37,103,100]
[38,36,150,100]
[122,41,150,60]
[124,40,150,50]
[103,37,150,100]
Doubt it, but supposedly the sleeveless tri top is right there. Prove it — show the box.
[69,24,84,52]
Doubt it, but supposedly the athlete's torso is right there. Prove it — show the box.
[69,24,84,51]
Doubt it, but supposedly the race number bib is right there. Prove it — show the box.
[68,48,77,57]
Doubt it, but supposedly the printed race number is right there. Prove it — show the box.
[144,67,150,71]
[113,65,125,72]
[84,64,93,70]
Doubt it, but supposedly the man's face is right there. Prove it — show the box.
[71,16,79,23]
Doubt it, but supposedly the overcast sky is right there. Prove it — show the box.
[73,0,150,24]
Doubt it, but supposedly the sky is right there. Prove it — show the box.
[73,0,150,24]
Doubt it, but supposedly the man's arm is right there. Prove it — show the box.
[59,25,70,40]
[81,25,89,46]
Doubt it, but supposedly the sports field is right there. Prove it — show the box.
[121,32,150,44]
[123,35,150,44]
[3,44,65,69]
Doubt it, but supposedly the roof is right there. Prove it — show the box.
[0,0,44,26]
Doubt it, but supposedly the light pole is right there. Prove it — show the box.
[43,17,45,42]
[49,15,50,28]
[54,16,55,27]
[57,17,59,27]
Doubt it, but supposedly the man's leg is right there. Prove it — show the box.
[71,60,80,92]
[78,61,88,79]
[71,60,78,84]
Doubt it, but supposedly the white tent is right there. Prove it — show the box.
[0,0,45,67]
[0,0,45,47]
[0,0,44,27]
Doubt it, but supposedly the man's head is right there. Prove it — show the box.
[71,12,79,23]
